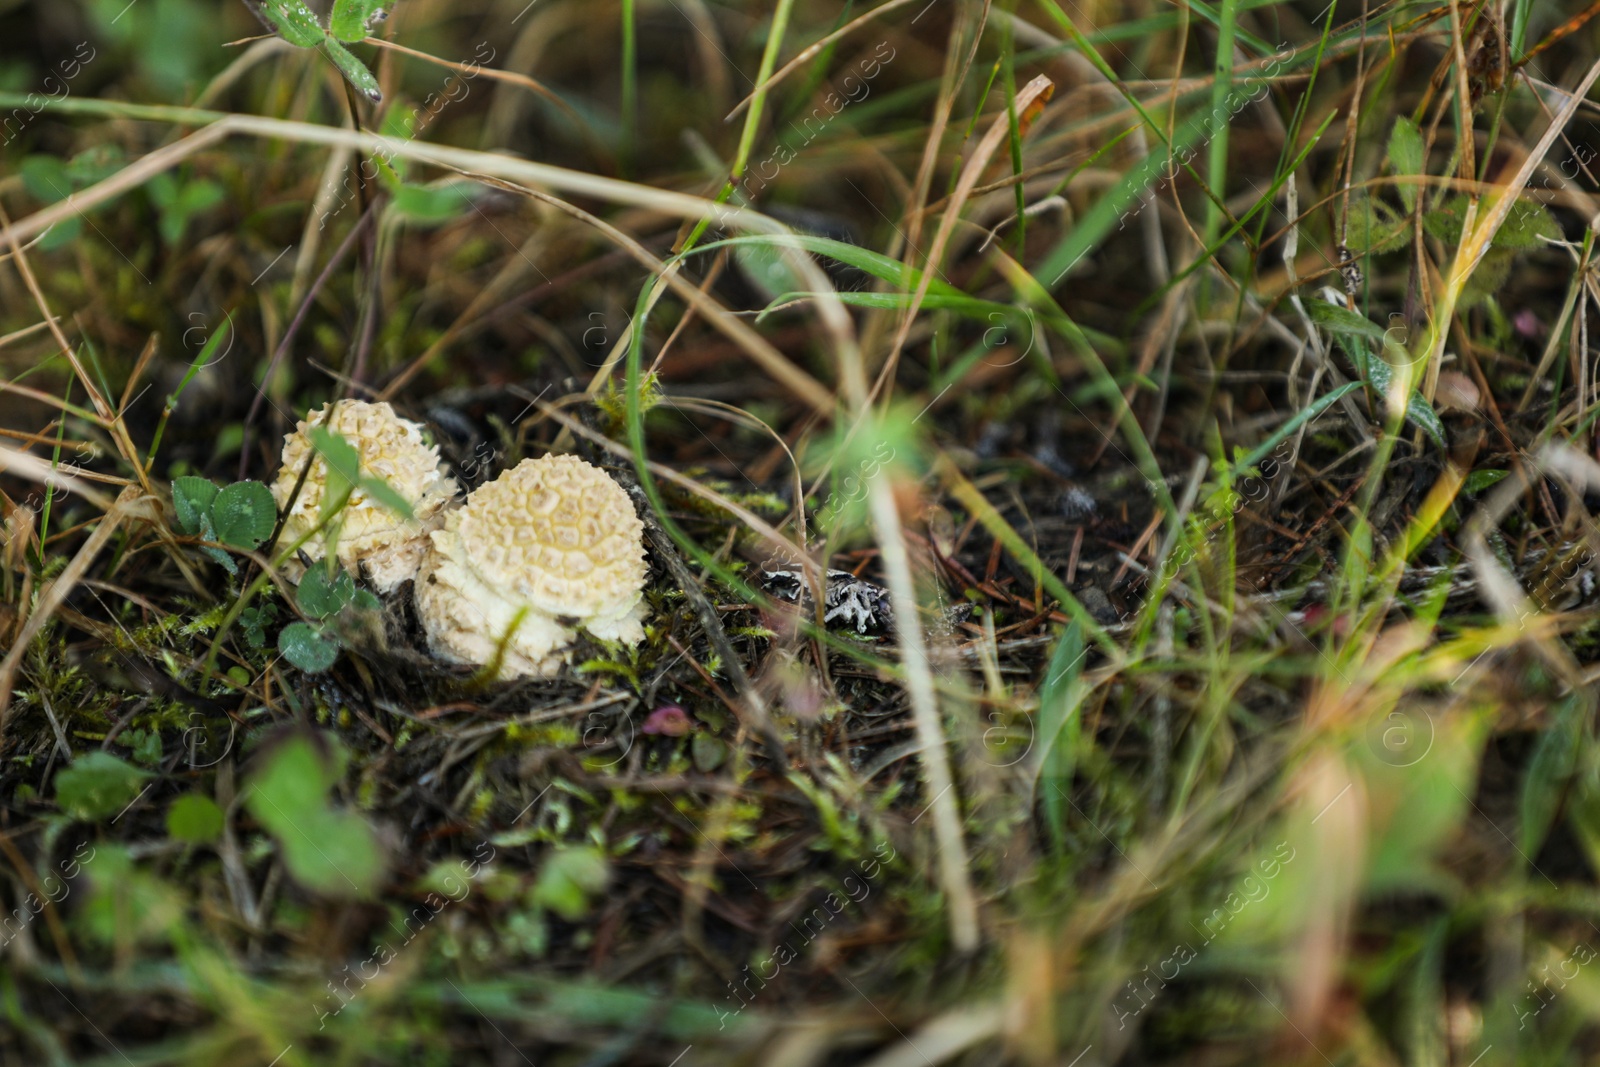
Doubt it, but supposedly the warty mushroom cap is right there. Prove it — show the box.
[270,400,460,592]
[415,453,649,679]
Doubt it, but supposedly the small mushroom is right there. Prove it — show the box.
[270,400,460,592]
[415,454,649,679]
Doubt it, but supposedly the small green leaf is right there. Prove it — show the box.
[702,234,960,299]
[245,733,384,897]
[38,217,83,251]
[211,480,277,549]
[54,752,152,821]
[177,179,224,215]
[1423,194,1471,244]
[1462,469,1509,495]
[1310,301,1445,448]
[391,182,475,225]
[198,508,240,575]
[1036,622,1086,850]
[123,727,163,767]
[357,475,415,520]
[308,426,362,487]
[1405,393,1447,448]
[308,425,414,520]
[65,145,127,187]
[252,0,327,47]
[78,846,182,947]
[167,793,224,844]
[379,103,415,141]
[1522,695,1585,858]
[280,622,341,672]
[250,732,344,821]
[1306,300,1388,343]
[735,238,812,304]
[23,152,110,249]
[304,810,387,892]
[1459,248,1514,312]
[1387,116,1424,211]
[329,0,387,43]
[322,38,383,103]
[1343,190,1407,255]
[157,178,224,246]
[241,601,278,649]
[146,172,178,211]
[1364,345,1447,449]
[247,0,382,102]
[691,734,727,773]
[21,156,74,204]
[531,846,609,920]
[1363,713,1483,892]
[201,539,239,573]
[296,565,356,620]
[171,476,219,536]
[1495,200,1560,250]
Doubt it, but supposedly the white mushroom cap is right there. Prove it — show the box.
[415,454,649,679]
[270,400,460,592]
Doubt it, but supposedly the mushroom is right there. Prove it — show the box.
[270,400,460,592]
[415,453,649,679]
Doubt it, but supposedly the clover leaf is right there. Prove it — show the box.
[242,0,384,102]
[278,622,341,673]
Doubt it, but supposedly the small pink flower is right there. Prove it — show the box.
[1513,309,1547,339]
[641,705,692,737]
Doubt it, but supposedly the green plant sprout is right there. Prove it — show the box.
[241,0,389,102]
[277,563,382,673]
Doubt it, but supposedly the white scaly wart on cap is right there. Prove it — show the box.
[415,453,650,679]
[270,400,460,592]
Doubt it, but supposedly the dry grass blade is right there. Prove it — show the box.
[0,444,120,512]
[0,110,819,265]
[0,381,108,427]
[868,476,980,953]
